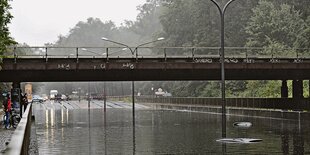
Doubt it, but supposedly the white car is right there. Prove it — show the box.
[61,94,67,100]
[32,95,44,103]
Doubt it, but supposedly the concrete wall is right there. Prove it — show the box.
[136,97,310,111]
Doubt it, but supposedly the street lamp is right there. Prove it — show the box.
[81,48,105,57]
[101,37,165,118]
[134,37,165,60]
[101,37,135,56]
[210,0,236,138]
[108,48,128,57]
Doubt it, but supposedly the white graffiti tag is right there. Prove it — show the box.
[57,64,70,70]
[93,64,106,70]
[122,63,135,69]
[194,58,213,63]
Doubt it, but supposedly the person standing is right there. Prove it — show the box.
[3,94,12,129]
[19,92,23,118]
[21,93,28,112]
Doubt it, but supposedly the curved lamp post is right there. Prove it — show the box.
[210,0,236,138]
[81,48,105,56]
[101,37,135,56]
[100,37,165,117]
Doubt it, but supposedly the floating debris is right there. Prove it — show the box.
[233,122,252,128]
[216,138,262,144]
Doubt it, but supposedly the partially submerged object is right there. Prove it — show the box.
[233,122,252,128]
[216,138,262,144]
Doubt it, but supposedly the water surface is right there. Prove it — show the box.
[33,103,310,154]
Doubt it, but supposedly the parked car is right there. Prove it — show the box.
[32,95,44,103]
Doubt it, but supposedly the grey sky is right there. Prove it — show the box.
[9,0,145,46]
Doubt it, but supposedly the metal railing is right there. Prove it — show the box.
[4,103,32,155]
[4,46,310,63]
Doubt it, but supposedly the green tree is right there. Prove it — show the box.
[245,0,306,48]
[294,17,310,49]
[55,18,118,47]
[0,0,16,55]
[242,1,310,98]
[126,0,163,41]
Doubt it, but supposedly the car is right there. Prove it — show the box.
[61,94,67,100]
[32,95,44,103]
[54,94,68,101]
[50,90,58,100]
[41,94,48,101]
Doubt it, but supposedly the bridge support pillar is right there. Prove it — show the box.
[281,80,288,98]
[293,80,303,99]
[11,82,22,117]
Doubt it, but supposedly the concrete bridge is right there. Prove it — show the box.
[1,46,310,98]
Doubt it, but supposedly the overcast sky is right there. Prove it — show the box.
[9,0,145,46]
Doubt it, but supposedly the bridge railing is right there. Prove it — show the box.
[5,46,310,63]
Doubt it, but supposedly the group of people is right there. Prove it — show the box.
[2,92,28,129]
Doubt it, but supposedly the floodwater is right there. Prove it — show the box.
[32,101,310,154]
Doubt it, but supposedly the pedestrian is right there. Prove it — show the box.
[3,94,12,129]
[19,92,23,117]
[22,93,28,112]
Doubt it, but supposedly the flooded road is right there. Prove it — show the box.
[32,101,310,154]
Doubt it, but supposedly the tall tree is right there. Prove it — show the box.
[126,0,164,41]
[0,0,16,55]
[245,0,306,49]
[54,18,118,47]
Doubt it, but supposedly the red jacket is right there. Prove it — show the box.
[7,99,11,112]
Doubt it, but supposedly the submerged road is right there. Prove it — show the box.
[33,100,149,110]
[31,100,309,154]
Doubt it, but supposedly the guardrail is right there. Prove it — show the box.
[3,46,310,63]
[4,103,32,155]
[136,97,310,111]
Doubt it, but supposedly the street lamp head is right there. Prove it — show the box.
[101,37,109,41]
[157,37,165,41]
[81,48,87,51]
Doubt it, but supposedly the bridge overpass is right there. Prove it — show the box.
[1,57,310,82]
[1,47,310,81]
[1,46,310,98]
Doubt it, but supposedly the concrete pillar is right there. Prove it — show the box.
[281,80,288,98]
[11,82,22,117]
[293,80,303,99]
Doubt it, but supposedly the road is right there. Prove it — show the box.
[32,100,149,110]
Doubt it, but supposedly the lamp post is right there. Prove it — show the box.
[78,87,81,102]
[81,48,105,57]
[88,82,90,109]
[101,37,165,118]
[101,37,135,56]
[210,0,235,138]
[103,82,107,112]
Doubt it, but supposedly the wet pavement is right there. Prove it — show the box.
[0,100,148,154]
[0,110,15,153]
[32,100,310,154]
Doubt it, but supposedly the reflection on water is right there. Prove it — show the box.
[33,106,310,154]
